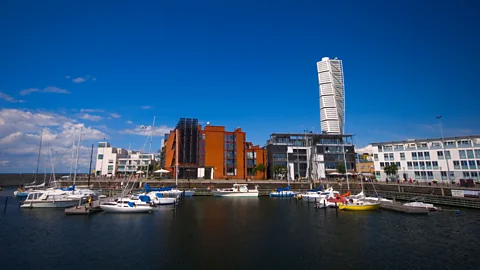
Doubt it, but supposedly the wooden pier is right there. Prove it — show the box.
[65,200,103,215]
[379,201,429,215]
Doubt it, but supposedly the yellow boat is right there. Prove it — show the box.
[338,202,381,211]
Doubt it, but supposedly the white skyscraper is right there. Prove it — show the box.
[317,57,345,134]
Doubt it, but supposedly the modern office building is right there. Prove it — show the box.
[95,142,155,176]
[266,133,355,180]
[317,57,345,134]
[161,119,266,180]
[371,135,480,182]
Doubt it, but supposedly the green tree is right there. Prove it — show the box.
[384,164,398,179]
[336,162,346,174]
[254,164,266,180]
[273,164,287,180]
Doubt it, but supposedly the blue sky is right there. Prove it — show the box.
[1,0,479,172]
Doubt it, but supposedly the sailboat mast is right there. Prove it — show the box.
[73,127,82,185]
[88,144,94,188]
[69,129,77,180]
[34,130,43,184]
[145,116,155,181]
[175,128,179,186]
[49,147,56,183]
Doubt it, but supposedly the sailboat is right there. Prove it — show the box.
[270,169,297,197]
[14,130,44,198]
[338,173,381,211]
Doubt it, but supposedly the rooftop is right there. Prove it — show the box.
[371,135,480,146]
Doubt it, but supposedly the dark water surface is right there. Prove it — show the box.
[1,187,478,270]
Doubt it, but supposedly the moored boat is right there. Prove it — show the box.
[403,202,439,211]
[212,184,259,197]
[338,198,381,211]
[100,200,153,213]
[20,190,82,208]
[269,186,297,197]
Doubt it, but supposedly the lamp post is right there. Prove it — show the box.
[437,116,452,184]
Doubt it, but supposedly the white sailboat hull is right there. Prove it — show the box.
[154,198,177,205]
[20,199,80,208]
[100,204,153,213]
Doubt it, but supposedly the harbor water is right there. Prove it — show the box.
[0,187,478,269]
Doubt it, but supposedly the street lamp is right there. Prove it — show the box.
[437,116,452,183]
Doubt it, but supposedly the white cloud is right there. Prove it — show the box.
[19,86,70,96]
[80,108,104,113]
[72,77,86,83]
[140,106,151,110]
[109,113,121,118]
[120,125,172,137]
[0,92,25,103]
[0,160,9,166]
[126,120,133,124]
[68,75,95,83]
[0,108,107,172]
[77,113,103,122]
[65,75,71,79]
[355,145,373,154]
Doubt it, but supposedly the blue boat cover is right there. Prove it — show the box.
[144,183,177,192]
[60,185,75,191]
[127,202,135,207]
[139,195,151,203]
[155,193,163,198]
[276,186,291,192]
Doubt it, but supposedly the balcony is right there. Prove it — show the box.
[430,145,443,150]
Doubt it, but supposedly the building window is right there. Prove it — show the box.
[98,154,103,160]
[453,161,460,169]
[389,153,394,161]
[471,172,479,180]
[380,162,385,168]
[463,172,470,178]
[407,162,413,169]
[426,161,432,169]
[412,152,417,160]
[108,160,114,164]
[375,171,381,177]
[427,171,433,180]
[246,152,253,159]
[413,162,419,169]
[459,150,466,159]
[432,161,438,169]
[374,154,378,161]
[445,151,451,159]
[424,152,430,160]
[396,162,401,168]
[98,143,106,148]
[414,171,420,178]
[107,165,113,170]
[419,161,425,170]
[475,149,480,159]
[461,161,468,169]
[437,151,444,159]
[384,153,388,160]
[468,160,476,169]
[400,153,405,160]
[418,152,424,160]
[467,150,474,159]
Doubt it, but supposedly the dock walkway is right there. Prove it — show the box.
[65,200,103,215]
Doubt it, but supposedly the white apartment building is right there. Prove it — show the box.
[317,57,345,134]
[95,142,155,176]
[372,136,480,182]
